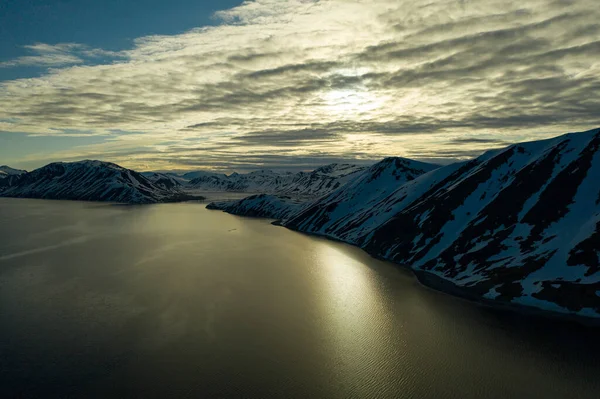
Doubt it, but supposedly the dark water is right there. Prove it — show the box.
[1,198,599,399]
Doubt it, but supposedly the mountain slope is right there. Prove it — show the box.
[361,128,600,316]
[0,160,192,204]
[284,157,440,241]
[207,158,437,223]
[207,194,305,219]
[0,165,26,179]
[182,170,229,181]
[276,163,370,196]
[141,172,185,190]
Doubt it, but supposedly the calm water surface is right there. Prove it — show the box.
[1,198,599,398]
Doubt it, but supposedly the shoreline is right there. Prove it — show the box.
[412,269,600,328]
[0,193,205,205]
[262,212,600,327]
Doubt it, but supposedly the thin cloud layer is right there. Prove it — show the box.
[1,0,599,171]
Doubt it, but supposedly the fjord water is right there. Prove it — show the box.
[1,199,599,399]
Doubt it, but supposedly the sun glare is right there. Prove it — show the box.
[322,88,383,118]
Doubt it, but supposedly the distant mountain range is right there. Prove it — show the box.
[0,160,197,204]
[140,163,378,198]
[208,127,600,321]
[0,160,377,204]
[208,157,438,220]
[0,160,380,204]
[0,165,26,179]
[181,163,370,197]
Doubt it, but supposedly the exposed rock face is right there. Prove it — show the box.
[0,160,192,204]
[361,128,600,316]
[208,128,600,320]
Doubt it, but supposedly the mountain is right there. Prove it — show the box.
[206,158,438,221]
[141,172,186,190]
[0,165,26,179]
[182,170,229,181]
[188,163,369,196]
[360,128,600,318]
[284,157,440,240]
[277,163,373,196]
[0,160,195,204]
[207,194,305,219]
[208,128,600,320]
[0,161,376,204]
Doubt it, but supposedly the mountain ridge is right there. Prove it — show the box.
[184,163,379,197]
[0,160,196,204]
[0,165,27,178]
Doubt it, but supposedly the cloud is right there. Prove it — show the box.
[0,43,84,68]
[0,0,599,170]
[447,138,509,145]
[230,127,341,146]
[0,42,124,69]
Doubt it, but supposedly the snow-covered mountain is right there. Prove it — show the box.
[360,128,600,318]
[0,165,26,179]
[278,164,374,196]
[182,170,229,181]
[141,172,186,190]
[284,157,440,240]
[208,128,600,320]
[188,163,369,196]
[207,194,305,220]
[0,160,194,204]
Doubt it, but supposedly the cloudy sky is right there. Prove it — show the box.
[1,0,598,172]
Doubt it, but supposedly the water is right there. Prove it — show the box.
[0,198,599,399]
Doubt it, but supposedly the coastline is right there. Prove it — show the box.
[412,269,600,328]
[0,193,205,204]
[219,207,600,327]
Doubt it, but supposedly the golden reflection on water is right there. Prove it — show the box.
[314,242,410,394]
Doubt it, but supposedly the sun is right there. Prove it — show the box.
[321,88,383,118]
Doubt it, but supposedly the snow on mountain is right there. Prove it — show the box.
[207,194,305,220]
[360,128,600,318]
[181,170,229,181]
[0,160,193,204]
[0,165,26,179]
[141,172,186,190]
[284,157,440,240]
[189,163,368,196]
[277,164,371,196]
[208,128,600,320]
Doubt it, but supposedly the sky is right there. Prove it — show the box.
[0,0,599,172]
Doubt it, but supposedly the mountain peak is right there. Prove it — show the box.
[0,165,27,176]
[1,160,190,204]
